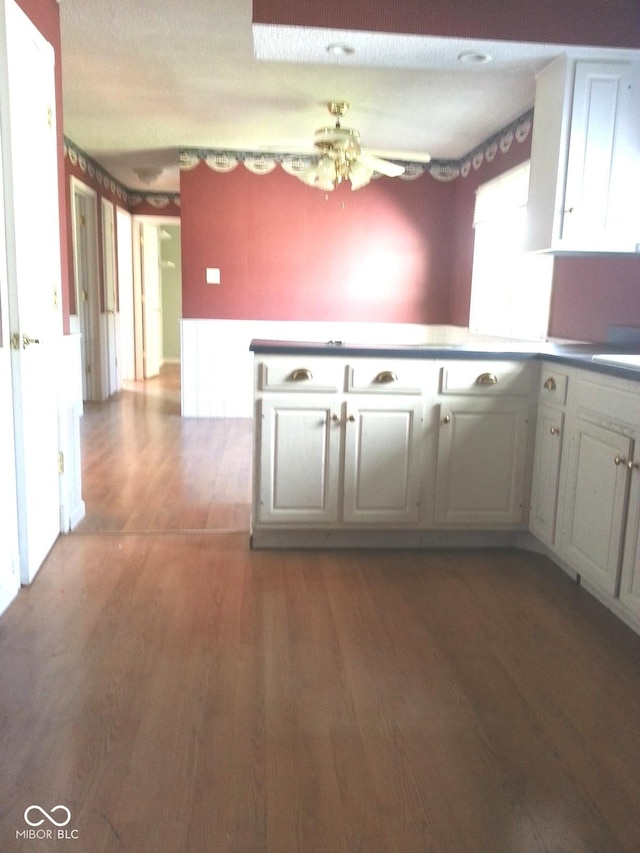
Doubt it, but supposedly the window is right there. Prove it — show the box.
[469,161,553,341]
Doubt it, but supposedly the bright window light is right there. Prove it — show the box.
[469,161,553,341]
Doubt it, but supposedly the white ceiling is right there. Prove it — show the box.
[57,0,630,193]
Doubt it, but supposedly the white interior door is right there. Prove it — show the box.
[71,178,101,400]
[0,101,20,615]
[102,198,120,394]
[116,207,134,381]
[4,0,63,583]
[141,221,162,378]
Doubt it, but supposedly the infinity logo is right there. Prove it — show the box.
[24,805,72,827]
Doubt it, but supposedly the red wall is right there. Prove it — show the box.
[253,0,640,48]
[181,141,640,342]
[180,163,454,324]
[550,257,640,342]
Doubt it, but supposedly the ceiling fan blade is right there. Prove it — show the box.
[358,152,405,178]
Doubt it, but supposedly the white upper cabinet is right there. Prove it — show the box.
[525,54,640,254]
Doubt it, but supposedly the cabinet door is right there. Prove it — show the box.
[619,461,640,620]
[562,61,635,251]
[343,399,423,525]
[257,397,340,524]
[526,56,638,253]
[560,416,631,596]
[529,405,564,546]
[434,399,530,527]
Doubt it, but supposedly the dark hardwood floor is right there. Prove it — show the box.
[1,367,639,852]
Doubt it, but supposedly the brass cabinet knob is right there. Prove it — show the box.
[331,413,340,423]
[550,426,560,435]
[348,414,356,422]
[442,415,451,424]
[543,377,557,391]
[614,455,639,471]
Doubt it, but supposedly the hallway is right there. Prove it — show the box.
[75,365,253,533]
[1,371,640,852]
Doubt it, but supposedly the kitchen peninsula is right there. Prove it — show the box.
[251,338,640,635]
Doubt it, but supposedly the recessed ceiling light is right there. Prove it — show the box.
[458,50,492,65]
[326,43,355,56]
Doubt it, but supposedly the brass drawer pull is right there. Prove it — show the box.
[375,370,398,384]
[543,377,557,391]
[291,368,313,381]
[476,372,498,386]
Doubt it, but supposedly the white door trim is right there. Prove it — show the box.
[132,214,180,380]
[70,176,102,400]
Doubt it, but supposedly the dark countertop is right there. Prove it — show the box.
[249,339,640,382]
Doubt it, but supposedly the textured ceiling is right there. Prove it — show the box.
[58,0,636,192]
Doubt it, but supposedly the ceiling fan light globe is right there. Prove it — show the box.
[316,156,337,183]
[348,159,373,190]
[297,163,323,186]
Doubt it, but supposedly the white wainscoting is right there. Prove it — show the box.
[180,320,468,418]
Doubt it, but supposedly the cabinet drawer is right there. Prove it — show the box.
[257,358,344,392]
[347,359,425,394]
[539,365,569,406]
[439,361,534,396]
[576,374,640,430]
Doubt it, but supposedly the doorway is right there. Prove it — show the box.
[70,177,101,400]
[132,215,181,380]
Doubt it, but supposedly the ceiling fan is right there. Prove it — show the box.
[297,101,406,191]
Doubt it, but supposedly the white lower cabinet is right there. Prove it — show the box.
[551,371,640,631]
[620,473,640,622]
[529,404,565,546]
[343,399,424,525]
[256,393,424,528]
[528,362,570,547]
[258,396,341,525]
[560,415,633,596]
[434,360,535,528]
[434,397,531,527]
